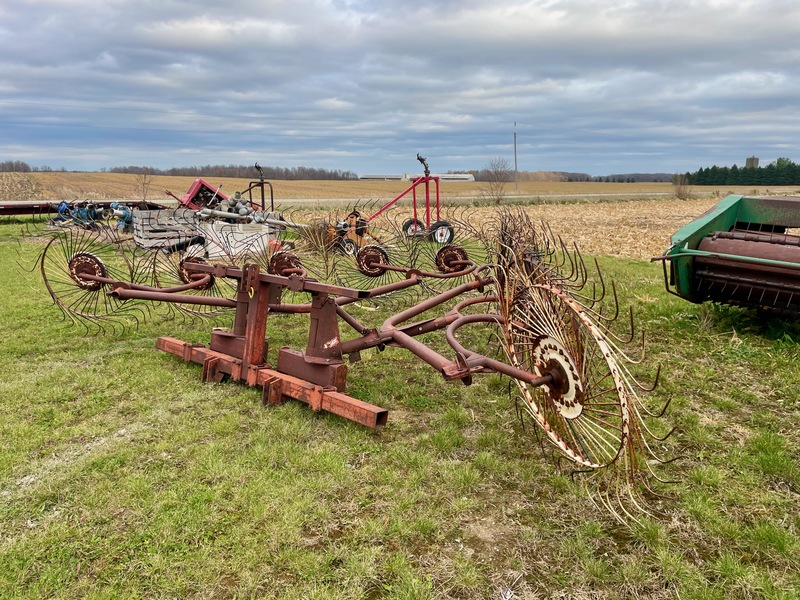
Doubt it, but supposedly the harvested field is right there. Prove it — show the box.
[1,172,684,201]
[3,172,798,260]
[4,171,800,203]
[283,197,719,260]
[461,198,721,260]
[0,173,42,201]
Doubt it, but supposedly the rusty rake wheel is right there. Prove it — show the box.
[385,209,482,296]
[336,242,411,294]
[505,282,631,469]
[493,226,673,521]
[39,227,138,328]
[150,246,237,318]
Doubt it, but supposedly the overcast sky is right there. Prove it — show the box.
[2,0,799,176]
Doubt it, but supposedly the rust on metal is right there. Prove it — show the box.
[32,201,674,521]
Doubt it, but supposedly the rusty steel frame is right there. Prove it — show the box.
[99,257,563,429]
[33,206,676,522]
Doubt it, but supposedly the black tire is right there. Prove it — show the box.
[402,218,424,237]
[429,220,455,244]
[339,238,359,256]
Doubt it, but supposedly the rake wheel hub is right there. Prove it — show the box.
[435,245,468,273]
[532,337,583,419]
[68,252,107,291]
[269,251,303,277]
[356,246,389,277]
[178,257,214,291]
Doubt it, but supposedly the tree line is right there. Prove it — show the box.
[685,157,800,186]
[0,161,358,180]
[0,160,66,172]
[107,164,358,180]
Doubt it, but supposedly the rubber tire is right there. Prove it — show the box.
[429,220,455,244]
[402,218,424,237]
[339,238,359,256]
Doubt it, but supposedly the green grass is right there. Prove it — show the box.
[1,219,799,598]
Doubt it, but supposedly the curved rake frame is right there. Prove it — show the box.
[29,207,672,521]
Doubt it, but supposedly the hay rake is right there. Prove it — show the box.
[29,207,672,521]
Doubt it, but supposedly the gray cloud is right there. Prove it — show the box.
[1,0,799,175]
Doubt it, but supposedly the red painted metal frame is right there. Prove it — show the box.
[367,176,441,229]
[167,178,228,210]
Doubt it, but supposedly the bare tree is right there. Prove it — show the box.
[133,172,155,202]
[672,173,693,200]
[480,157,513,204]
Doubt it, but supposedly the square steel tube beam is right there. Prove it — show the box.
[156,336,387,428]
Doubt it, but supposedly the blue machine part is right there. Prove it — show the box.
[109,202,134,230]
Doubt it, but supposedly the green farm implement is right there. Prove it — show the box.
[655,194,800,316]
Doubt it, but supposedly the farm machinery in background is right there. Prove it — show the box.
[364,153,456,244]
[6,155,456,261]
[156,154,454,258]
[283,153,457,255]
[0,198,166,225]
[654,194,800,317]
[146,164,288,258]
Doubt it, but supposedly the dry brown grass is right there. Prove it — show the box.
[4,172,682,201]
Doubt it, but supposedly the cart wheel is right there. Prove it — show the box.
[338,237,359,256]
[402,218,424,237]
[429,220,455,244]
[505,283,630,469]
[39,228,136,325]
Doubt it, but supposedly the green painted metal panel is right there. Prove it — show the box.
[666,195,743,300]
[661,194,800,303]
[736,196,800,227]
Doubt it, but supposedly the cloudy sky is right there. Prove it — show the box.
[2,0,799,176]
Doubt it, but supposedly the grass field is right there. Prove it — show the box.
[1,197,799,599]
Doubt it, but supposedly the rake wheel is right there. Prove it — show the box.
[151,247,236,317]
[39,228,136,325]
[505,283,629,469]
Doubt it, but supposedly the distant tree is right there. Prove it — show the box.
[0,160,32,172]
[726,165,740,185]
[478,157,512,204]
[687,157,800,186]
[772,157,798,185]
[133,171,155,202]
[108,163,359,180]
[672,173,693,200]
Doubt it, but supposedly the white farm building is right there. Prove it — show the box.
[360,173,475,182]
